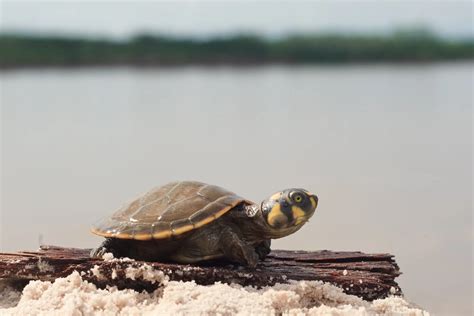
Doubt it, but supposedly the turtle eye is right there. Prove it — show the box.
[291,192,304,203]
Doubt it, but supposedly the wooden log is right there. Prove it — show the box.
[0,245,402,301]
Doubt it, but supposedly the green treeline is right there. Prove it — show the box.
[0,30,473,67]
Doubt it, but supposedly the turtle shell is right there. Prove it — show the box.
[91,181,251,241]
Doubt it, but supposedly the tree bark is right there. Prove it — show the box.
[0,245,401,301]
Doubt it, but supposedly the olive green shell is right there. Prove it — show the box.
[91,181,251,240]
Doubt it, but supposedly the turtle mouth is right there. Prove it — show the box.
[291,217,309,227]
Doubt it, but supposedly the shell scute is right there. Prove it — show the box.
[91,181,250,240]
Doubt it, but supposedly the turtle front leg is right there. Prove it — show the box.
[255,239,271,260]
[219,227,259,268]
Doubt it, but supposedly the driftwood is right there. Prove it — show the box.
[0,245,401,301]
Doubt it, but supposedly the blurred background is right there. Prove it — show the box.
[0,1,472,315]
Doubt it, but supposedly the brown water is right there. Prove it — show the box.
[1,63,472,315]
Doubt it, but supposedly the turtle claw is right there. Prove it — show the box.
[243,248,259,268]
[90,247,107,258]
[90,238,116,259]
[220,227,260,268]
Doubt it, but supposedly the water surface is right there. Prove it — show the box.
[1,63,472,315]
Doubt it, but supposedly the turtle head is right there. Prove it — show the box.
[260,189,318,237]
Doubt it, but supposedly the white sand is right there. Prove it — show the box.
[0,265,429,315]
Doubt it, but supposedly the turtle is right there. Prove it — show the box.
[91,181,318,267]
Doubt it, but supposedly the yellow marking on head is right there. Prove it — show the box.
[267,203,288,228]
[292,206,306,225]
[310,197,317,209]
[172,224,195,236]
[269,192,282,201]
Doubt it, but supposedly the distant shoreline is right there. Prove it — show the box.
[1,31,473,68]
[1,60,472,72]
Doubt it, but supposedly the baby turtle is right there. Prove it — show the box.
[91,181,318,267]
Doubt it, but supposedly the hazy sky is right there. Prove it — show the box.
[1,1,473,38]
